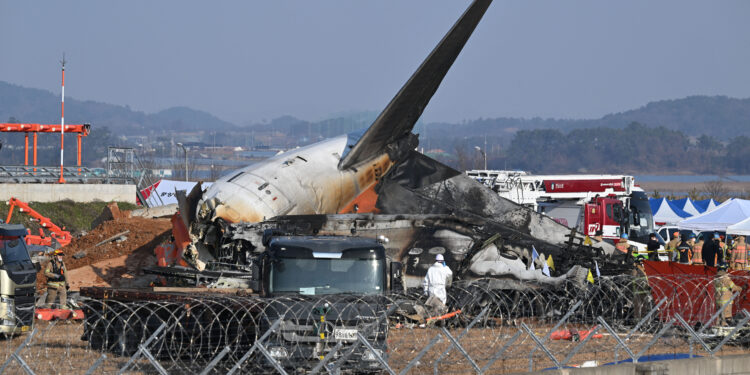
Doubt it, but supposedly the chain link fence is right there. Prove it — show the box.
[2,274,750,374]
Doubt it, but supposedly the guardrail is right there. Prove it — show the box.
[0,165,134,184]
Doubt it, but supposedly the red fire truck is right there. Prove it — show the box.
[466,170,656,246]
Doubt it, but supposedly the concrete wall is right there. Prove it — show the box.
[537,354,750,375]
[0,183,136,203]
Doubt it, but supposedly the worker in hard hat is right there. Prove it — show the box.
[666,231,681,262]
[630,255,649,320]
[691,233,704,265]
[44,249,69,308]
[715,263,741,326]
[422,254,453,315]
[615,233,630,253]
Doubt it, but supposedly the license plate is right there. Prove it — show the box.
[333,328,358,341]
[20,326,29,332]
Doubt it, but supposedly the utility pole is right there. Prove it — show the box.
[177,143,188,181]
[474,146,487,170]
[58,54,66,183]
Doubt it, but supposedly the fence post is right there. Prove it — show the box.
[433,305,489,375]
[615,297,668,363]
[709,309,750,355]
[521,323,561,369]
[117,322,167,375]
[356,332,397,375]
[0,327,37,375]
[528,300,582,372]
[226,319,281,375]
[597,316,637,363]
[84,354,108,375]
[480,329,522,374]
[400,333,443,375]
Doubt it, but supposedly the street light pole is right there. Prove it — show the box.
[474,146,487,170]
[177,143,188,181]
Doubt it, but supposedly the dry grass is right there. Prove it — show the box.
[1,320,748,374]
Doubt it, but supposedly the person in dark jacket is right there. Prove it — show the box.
[676,235,693,264]
[703,233,724,267]
[646,233,661,261]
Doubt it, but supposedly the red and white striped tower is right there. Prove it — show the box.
[58,55,66,183]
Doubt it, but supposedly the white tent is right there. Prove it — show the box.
[652,198,692,225]
[678,199,750,232]
[727,216,750,236]
[673,198,702,216]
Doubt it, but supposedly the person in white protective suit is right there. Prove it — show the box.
[422,254,453,315]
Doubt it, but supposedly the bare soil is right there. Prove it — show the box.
[36,217,172,291]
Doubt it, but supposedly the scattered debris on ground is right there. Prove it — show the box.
[36,217,172,291]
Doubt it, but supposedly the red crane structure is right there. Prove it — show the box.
[5,197,72,248]
[0,123,90,174]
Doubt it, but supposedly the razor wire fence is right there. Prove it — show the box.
[3,274,750,374]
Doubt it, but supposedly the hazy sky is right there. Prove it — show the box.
[2,1,749,124]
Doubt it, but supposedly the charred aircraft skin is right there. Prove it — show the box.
[177,0,632,284]
[208,214,631,290]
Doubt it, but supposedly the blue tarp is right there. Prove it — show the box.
[653,198,692,225]
[694,198,721,212]
[671,198,702,215]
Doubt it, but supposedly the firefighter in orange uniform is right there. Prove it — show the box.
[666,231,681,261]
[730,235,748,270]
[44,249,69,308]
[690,234,703,265]
[714,263,741,326]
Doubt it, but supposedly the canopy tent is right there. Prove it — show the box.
[652,198,692,225]
[693,199,721,213]
[670,198,703,216]
[678,199,750,232]
[649,198,661,217]
[727,216,750,236]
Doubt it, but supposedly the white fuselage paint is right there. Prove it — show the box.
[199,135,387,224]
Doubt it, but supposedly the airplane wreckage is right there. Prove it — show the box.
[162,0,635,293]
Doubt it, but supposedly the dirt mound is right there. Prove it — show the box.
[37,217,173,290]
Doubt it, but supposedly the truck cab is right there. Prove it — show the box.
[0,224,37,335]
[258,235,401,372]
[263,236,390,297]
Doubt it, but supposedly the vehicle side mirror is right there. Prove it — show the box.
[389,262,403,293]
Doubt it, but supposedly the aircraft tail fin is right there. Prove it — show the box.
[338,0,492,170]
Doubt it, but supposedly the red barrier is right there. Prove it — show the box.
[642,261,750,326]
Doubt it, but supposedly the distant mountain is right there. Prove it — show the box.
[2,80,749,141]
[0,81,238,135]
[592,96,750,138]
[424,96,750,140]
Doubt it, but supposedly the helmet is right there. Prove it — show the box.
[621,233,629,240]
[717,263,729,271]
[435,254,444,262]
[53,249,65,256]
[634,255,646,263]
[689,233,696,239]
